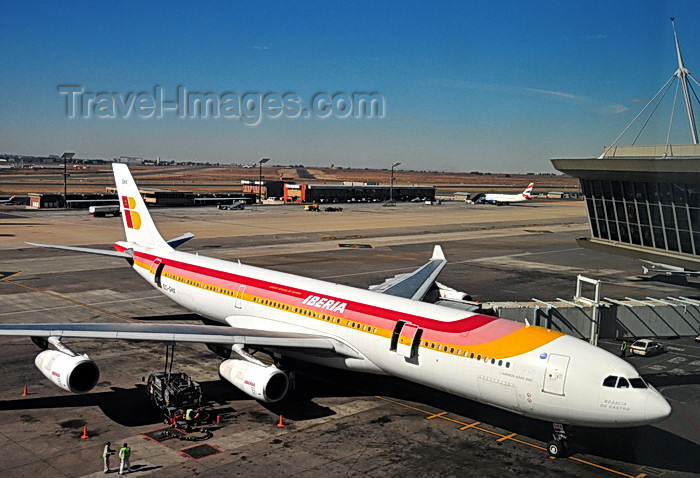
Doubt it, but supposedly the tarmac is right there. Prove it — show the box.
[0,200,698,477]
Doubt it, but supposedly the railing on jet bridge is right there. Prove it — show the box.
[573,275,602,346]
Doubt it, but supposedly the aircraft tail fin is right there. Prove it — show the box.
[112,163,171,250]
[522,183,534,199]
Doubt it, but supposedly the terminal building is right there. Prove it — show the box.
[553,21,700,271]
[552,144,700,270]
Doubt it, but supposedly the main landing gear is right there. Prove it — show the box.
[547,423,569,458]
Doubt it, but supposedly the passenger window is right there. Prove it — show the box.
[603,376,617,387]
[617,377,630,389]
[629,378,648,389]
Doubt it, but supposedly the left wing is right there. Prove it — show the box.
[369,245,447,300]
[0,322,357,356]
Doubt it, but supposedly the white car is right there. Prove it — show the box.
[629,339,664,356]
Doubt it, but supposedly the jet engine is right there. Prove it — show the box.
[219,358,288,403]
[35,350,100,394]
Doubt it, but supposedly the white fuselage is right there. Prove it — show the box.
[484,193,529,204]
[126,243,671,428]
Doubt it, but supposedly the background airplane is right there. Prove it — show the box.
[0,167,669,458]
[640,259,700,277]
[470,183,534,205]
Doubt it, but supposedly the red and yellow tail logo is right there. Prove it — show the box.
[121,196,141,229]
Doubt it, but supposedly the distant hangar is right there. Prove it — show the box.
[283,183,436,203]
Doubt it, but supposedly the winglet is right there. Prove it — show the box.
[432,245,445,261]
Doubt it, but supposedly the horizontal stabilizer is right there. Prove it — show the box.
[167,232,195,249]
[26,242,132,258]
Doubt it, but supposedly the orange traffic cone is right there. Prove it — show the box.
[21,385,29,397]
[276,415,285,427]
[80,425,90,439]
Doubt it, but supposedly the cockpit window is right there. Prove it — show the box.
[603,375,617,387]
[616,377,630,389]
[629,377,648,389]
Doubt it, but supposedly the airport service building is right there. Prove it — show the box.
[552,144,700,270]
[283,183,436,203]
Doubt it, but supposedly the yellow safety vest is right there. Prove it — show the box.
[103,445,110,458]
[186,409,193,421]
[119,447,130,460]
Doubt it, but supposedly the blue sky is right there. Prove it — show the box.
[2,1,700,172]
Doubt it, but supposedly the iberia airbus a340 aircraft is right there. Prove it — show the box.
[0,165,670,457]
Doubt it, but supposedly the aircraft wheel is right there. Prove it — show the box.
[547,439,568,458]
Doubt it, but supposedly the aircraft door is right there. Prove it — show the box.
[150,258,164,287]
[396,323,422,358]
[542,353,570,396]
[235,285,246,309]
[390,321,422,360]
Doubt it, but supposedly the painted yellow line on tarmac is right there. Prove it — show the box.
[426,411,447,419]
[568,456,646,478]
[458,421,481,430]
[1,276,142,323]
[496,432,517,442]
[376,395,644,478]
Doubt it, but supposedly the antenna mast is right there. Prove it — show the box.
[671,17,699,144]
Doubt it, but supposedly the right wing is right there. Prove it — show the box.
[369,245,447,300]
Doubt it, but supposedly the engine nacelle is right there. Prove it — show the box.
[35,350,100,394]
[219,359,288,403]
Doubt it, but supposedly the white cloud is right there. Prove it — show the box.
[428,78,628,114]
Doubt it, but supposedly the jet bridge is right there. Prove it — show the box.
[487,276,700,341]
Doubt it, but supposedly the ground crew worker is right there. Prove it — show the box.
[103,441,115,473]
[118,443,131,475]
[620,340,627,357]
[185,408,194,429]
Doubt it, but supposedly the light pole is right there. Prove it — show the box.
[258,157,270,204]
[61,152,75,208]
[389,162,401,205]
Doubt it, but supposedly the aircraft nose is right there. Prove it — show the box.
[645,393,672,423]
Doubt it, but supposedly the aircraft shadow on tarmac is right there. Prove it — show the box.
[285,363,700,474]
[1,363,698,473]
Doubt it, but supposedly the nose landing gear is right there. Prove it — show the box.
[547,423,569,458]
